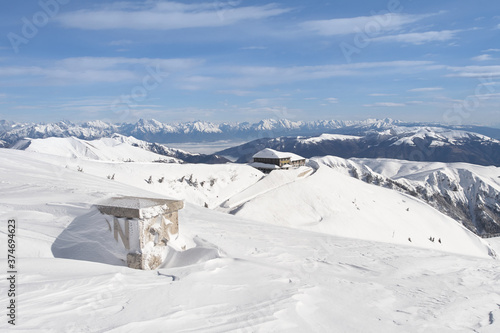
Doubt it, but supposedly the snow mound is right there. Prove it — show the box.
[51,207,220,268]
[161,236,225,269]
[51,208,128,266]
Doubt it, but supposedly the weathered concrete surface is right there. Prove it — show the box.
[97,196,184,270]
[97,197,184,219]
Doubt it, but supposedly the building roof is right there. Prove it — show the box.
[289,153,305,162]
[248,162,280,170]
[253,148,290,159]
[252,148,305,161]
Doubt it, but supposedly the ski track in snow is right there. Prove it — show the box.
[0,147,499,332]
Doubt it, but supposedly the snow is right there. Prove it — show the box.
[12,136,181,163]
[221,166,314,210]
[298,133,362,143]
[98,197,174,210]
[253,148,305,162]
[315,155,500,235]
[0,145,499,332]
[165,140,247,154]
[220,164,493,258]
[253,148,294,159]
[248,161,280,169]
[389,126,499,147]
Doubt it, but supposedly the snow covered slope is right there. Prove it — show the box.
[219,164,494,258]
[0,148,499,332]
[12,134,230,164]
[316,156,500,236]
[12,135,181,163]
[3,148,262,209]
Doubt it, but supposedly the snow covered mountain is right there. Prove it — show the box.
[315,156,500,237]
[2,118,499,146]
[219,127,500,167]
[11,134,230,164]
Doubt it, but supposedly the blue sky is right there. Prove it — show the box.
[0,0,499,126]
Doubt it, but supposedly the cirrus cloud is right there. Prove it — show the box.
[363,102,406,107]
[371,30,460,45]
[57,2,291,30]
[408,87,443,92]
[300,13,436,36]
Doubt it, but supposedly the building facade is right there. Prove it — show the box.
[250,148,306,173]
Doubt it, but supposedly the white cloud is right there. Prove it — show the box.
[0,57,202,85]
[371,30,460,45]
[57,2,291,30]
[217,90,253,96]
[0,56,441,92]
[325,97,338,103]
[408,87,443,92]
[483,48,500,52]
[109,40,133,46]
[368,93,396,96]
[474,92,500,99]
[56,57,202,71]
[240,46,267,50]
[446,65,500,78]
[300,13,434,36]
[225,60,439,87]
[249,98,284,106]
[471,54,492,61]
[363,102,406,107]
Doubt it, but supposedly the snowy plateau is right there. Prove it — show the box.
[1,132,500,332]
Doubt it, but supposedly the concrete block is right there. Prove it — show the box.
[97,196,184,270]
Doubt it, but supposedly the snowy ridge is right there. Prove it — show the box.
[316,156,500,236]
[11,134,229,164]
[298,133,362,143]
[387,127,499,147]
[11,135,182,163]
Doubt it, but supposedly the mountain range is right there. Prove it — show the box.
[1,118,500,147]
[218,127,500,167]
